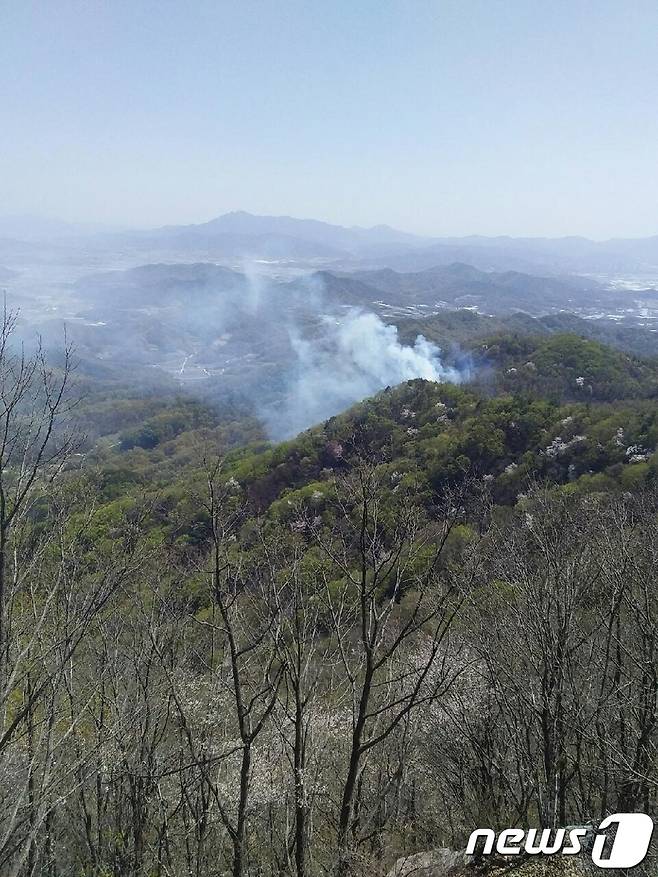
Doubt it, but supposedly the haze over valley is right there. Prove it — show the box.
[4,210,658,439]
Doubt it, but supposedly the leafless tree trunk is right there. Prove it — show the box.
[309,467,474,874]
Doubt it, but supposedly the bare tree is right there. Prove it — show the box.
[152,465,285,877]
[310,467,475,874]
[268,536,342,877]
[0,307,77,692]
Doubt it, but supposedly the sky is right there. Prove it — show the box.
[2,0,658,238]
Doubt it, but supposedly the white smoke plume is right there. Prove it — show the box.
[263,309,467,438]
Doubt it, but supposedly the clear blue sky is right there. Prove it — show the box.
[2,0,657,237]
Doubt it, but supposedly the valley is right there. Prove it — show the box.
[3,214,658,431]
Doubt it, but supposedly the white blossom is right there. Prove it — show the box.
[544,434,587,458]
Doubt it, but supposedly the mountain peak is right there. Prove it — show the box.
[153,211,429,254]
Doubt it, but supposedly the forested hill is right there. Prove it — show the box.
[225,376,657,514]
[86,331,658,547]
[472,332,658,401]
[3,320,658,877]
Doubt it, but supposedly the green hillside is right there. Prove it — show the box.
[81,332,658,551]
[4,326,658,877]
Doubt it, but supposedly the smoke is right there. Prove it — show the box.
[10,254,472,443]
[262,309,467,439]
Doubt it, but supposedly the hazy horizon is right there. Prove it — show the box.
[3,0,658,238]
[3,208,658,244]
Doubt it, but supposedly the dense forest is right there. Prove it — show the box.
[0,309,657,877]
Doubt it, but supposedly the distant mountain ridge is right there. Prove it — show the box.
[75,258,658,331]
[156,210,428,250]
[5,210,658,275]
[122,213,658,273]
[317,262,624,316]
